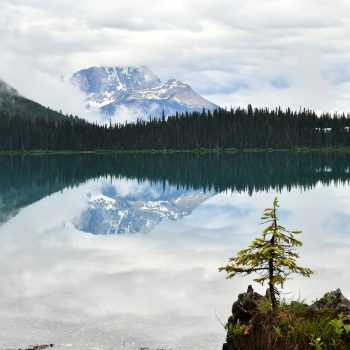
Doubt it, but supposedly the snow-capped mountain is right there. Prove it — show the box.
[70,66,217,118]
[73,189,213,235]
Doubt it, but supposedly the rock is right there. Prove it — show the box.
[229,285,264,325]
[24,345,54,350]
[309,288,350,321]
[223,287,350,350]
[222,342,234,350]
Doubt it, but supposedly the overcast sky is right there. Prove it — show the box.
[1,0,350,117]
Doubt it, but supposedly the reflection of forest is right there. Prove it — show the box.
[0,152,349,223]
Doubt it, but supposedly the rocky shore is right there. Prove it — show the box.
[222,286,350,350]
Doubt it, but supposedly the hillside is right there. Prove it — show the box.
[0,79,83,123]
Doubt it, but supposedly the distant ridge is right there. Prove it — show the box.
[0,78,84,123]
[70,66,218,118]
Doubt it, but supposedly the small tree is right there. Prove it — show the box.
[219,197,313,310]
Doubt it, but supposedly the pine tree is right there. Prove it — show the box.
[219,197,313,310]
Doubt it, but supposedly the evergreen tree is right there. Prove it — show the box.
[219,197,313,310]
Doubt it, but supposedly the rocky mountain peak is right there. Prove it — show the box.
[70,66,217,118]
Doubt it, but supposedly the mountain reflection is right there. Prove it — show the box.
[0,152,349,227]
[73,184,213,234]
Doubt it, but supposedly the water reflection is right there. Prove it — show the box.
[0,152,349,226]
[0,153,349,349]
[73,182,213,234]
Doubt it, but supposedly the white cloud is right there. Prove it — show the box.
[1,0,350,118]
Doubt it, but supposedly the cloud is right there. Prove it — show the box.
[204,50,349,113]
[1,0,350,119]
[109,104,161,124]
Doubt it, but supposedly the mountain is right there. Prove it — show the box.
[0,79,83,123]
[73,186,213,235]
[0,79,17,98]
[70,66,218,118]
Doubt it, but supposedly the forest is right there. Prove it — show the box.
[1,105,350,151]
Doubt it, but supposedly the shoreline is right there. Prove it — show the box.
[1,147,350,156]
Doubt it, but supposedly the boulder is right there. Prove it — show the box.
[222,287,350,350]
[229,285,263,325]
[308,288,350,321]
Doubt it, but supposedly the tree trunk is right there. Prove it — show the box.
[269,254,277,311]
[269,212,278,311]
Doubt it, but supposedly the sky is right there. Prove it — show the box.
[1,0,350,118]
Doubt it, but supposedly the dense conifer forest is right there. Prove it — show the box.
[1,105,350,151]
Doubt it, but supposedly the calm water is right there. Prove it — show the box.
[0,153,349,350]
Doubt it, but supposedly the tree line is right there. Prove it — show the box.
[1,105,350,151]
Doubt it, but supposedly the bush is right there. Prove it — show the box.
[228,300,350,350]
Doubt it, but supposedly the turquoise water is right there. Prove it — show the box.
[0,153,349,349]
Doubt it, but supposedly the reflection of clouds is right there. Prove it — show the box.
[102,178,162,199]
[327,212,350,234]
[172,186,350,300]
[0,223,231,348]
[185,200,254,230]
[0,180,349,348]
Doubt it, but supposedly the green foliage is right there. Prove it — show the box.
[228,300,350,350]
[225,320,246,341]
[219,197,313,309]
[343,324,350,336]
[286,309,335,343]
[309,337,325,350]
[257,297,273,314]
[329,314,344,336]
[323,292,334,305]
[273,325,282,337]
[281,299,308,317]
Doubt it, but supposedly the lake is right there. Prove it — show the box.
[0,153,349,350]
